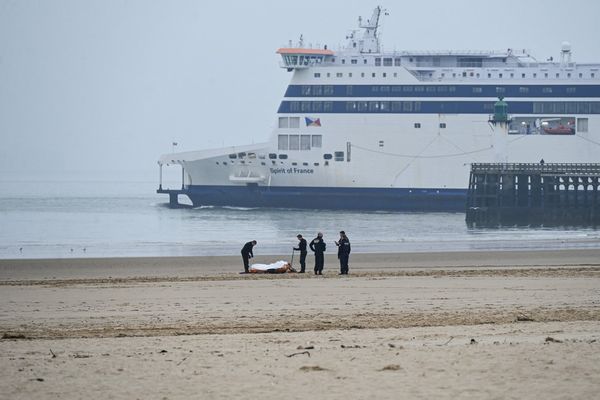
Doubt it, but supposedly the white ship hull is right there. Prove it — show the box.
[158,7,600,211]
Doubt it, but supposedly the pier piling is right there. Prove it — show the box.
[466,163,600,227]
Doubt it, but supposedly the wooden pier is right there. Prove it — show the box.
[466,163,600,227]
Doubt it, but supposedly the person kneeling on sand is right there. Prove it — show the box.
[248,260,296,274]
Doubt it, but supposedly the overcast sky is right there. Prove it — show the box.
[1,0,599,180]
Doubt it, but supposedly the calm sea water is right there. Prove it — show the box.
[1,176,599,259]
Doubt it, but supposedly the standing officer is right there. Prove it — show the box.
[240,240,257,273]
[335,231,351,275]
[309,232,326,275]
[294,234,308,273]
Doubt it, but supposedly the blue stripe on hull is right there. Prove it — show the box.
[184,185,467,211]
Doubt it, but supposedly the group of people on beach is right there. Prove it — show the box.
[240,231,351,275]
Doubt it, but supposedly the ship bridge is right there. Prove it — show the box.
[277,47,334,70]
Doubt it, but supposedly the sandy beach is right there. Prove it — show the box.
[1,250,600,399]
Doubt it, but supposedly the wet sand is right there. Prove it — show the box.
[1,250,599,399]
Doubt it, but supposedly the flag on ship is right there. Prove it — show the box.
[305,117,321,127]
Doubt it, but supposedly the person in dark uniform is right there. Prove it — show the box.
[335,231,351,275]
[240,240,257,273]
[309,232,326,275]
[294,234,308,273]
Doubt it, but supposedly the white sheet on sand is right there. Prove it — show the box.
[249,261,288,271]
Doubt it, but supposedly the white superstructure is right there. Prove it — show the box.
[158,6,600,211]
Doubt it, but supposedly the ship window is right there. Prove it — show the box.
[577,118,588,132]
[292,162,297,166]
[301,102,311,112]
[361,72,365,78]
[303,162,309,166]
[453,73,456,78]
[414,86,424,92]
[426,86,436,93]
[334,151,344,161]
[566,87,576,94]
[323,102,333,112]
[278,117,289,128]
[228,154,237,159]
[278,135,288,151]
[496,87,506,94]
[336,72,343,78]
[542,87,552,94]
[510,73,514,78]
[414,123,421,128]
[290,102,300,112]
[473,87,482,93]
[579,73,583,78]
[372,73,376,78]
[248,153,256,159]
[289,117,300,128]
[312,102,322,112]
[488,73,492,78]
[289,135,300,150]
[278,154,288,159]
[375,57,382,66]
[351,59,357,64]
[533,73,537,78]
[556,73,560,78]
[300,135,311,150]
[348,73,353,78]
[449,86,456,92]
[499,73,503,78]
[522,73,526,78]
[440,123,447,128]
[364,59,367,64]
[346,86,353,95]
[403,102,412,112]
[323,153,333,160]
[438,86,447,92]
[414,101,421,111]
[394,57,401,66]
[379,140,384,147]
[215,162,219,165]
[326,73,331,77]
[383,58,392,66]
[341,59,346,64]
[269,153,277,159]
[519,87,529,94]
[545,73,548,78]
[403,86,413,92]
[314,162,320,166]
[382,73,387,78]
[311,135,323,148]
[462,72,467,77]
[314,73,321,78]
[261,162,266,166]
[393,72,398,78]
[272,160,276,165]
[223,161,227,165]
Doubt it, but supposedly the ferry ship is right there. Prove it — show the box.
[158,6,600,211]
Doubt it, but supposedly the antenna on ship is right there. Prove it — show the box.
[356,6,388,54]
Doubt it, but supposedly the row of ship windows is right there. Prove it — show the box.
[314,71,597,79]
[299,85,577,95]
[277,134,322,150]
[216,151,346,167]
[287,101,600,114]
